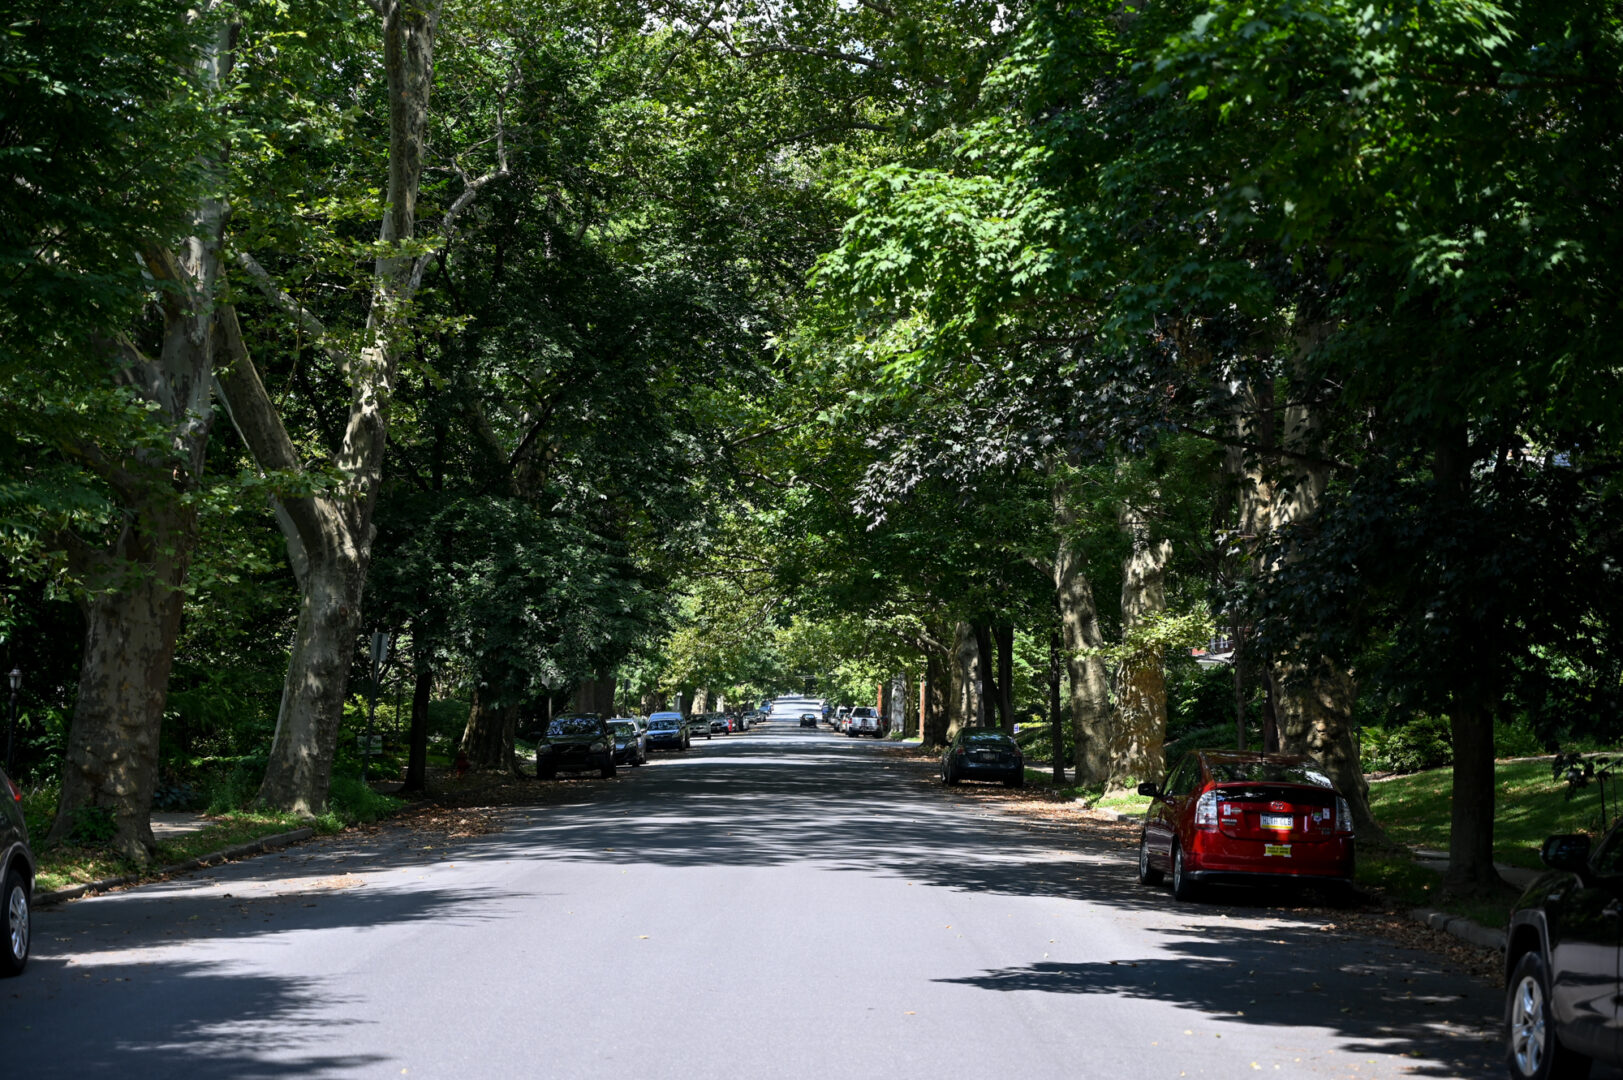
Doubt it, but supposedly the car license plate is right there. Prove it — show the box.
[1261,813,1293,830]
[1263,843,1291,857]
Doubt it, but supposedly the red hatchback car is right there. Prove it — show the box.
[1136,750,1355,901]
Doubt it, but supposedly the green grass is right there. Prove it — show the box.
[1367,758,1615,869]
[34,810,326,893]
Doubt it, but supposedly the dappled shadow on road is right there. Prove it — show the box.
[8,956,390,1077]
[400,729,1507,1076]
[935,921,1499,1077]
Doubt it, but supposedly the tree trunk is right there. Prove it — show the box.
[402,655,432,794]
[461,687,519,774]
[692,687,709,714]
[48,517,193,861]
[1445,701,1501,894]
[1272,656,1389,842]
[973,623,1012,730]
[1055,533,1111,786]
[215,0,446,814]
[1108,503,1171,793]
[947,621,978,741]
[922,648,951,747]
[1049,629,1065,783]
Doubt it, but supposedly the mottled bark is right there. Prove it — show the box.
[216,0,453,814]
[460,687,519,774]
[1107,502,1171,794]
[947,621,979,742]
[1055,531,1111,786]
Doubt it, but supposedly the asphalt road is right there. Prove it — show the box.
[5,725,1516,1079]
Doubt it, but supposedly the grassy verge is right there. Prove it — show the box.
[33,810,330,894]
[25,773,405,894]
[1367,758,1610,869]
[1017,767,1154,816]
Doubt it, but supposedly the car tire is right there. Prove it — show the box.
[1005,772,1025,789]
[944,766,959,786]
[1137,833,1165,886]
[1507,949,1590,1080]
[600,758,617,779]
[1171,841,1202,902]
[1,866,28,977]
[537,761,556,781]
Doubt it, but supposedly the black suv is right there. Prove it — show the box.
[535,715,616,780]
[1,765,33,976]
[1505,825,1623,1078]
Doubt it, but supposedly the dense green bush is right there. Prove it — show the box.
[1362,715,1453,774]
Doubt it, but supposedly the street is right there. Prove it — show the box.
[6,726,1511,1078]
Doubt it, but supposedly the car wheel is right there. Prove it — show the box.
[1005,772,1025,789]
[1137,833,1165,886]
[944,766,959,786]
[1507,949,1589,1080]
[1,866,29,977]
[1171,841,1201,902]
[537,762,556,781]
[600,757,617,779]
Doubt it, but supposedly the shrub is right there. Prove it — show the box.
[1362,715,1453,774]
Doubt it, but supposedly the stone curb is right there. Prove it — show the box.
[34,827,317,908]
[1410,906,1507,952]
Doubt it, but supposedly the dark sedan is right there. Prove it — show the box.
[1505,825,1623,1079]
[608,720,647,767]
[1,765,33,976]
[646,713,689,751]
[942,728,1024,788]
[535,715,616,780]
[800,712,818,729]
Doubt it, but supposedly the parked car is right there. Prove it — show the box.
[1504,825,1623,1080]
[800,712,818,729]
[849,706,883,737]
[647,712,689,751]
[706,713,729,734]
[535,715,616,780]
[687,714,713,741]
[607,720,647,767]
[942,728,1025,787]
[1135,750,1355,902]
[0,764,32,976]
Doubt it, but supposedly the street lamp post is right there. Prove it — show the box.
[363,632,391,785]
[5,668,18,774]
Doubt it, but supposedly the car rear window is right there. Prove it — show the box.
[963,731,1015,747]
[1207,761,1333,787]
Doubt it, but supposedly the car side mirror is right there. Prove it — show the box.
[1541,834,1592,876]
[1137,782,1161,799]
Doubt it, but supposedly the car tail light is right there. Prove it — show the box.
[1194,789,1218,829]
[1335,795,1353,835]
[4,775,19,803]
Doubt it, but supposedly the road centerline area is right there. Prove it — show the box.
[5,726,1505,1079]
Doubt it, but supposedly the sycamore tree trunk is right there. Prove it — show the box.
[50,504,195,861]
[218,0,455,815]
[1054,518,1111,786]
[461,687,519,774]
[1107,501,1171,794]
[49,25,232,856]
[947,621,979,741]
